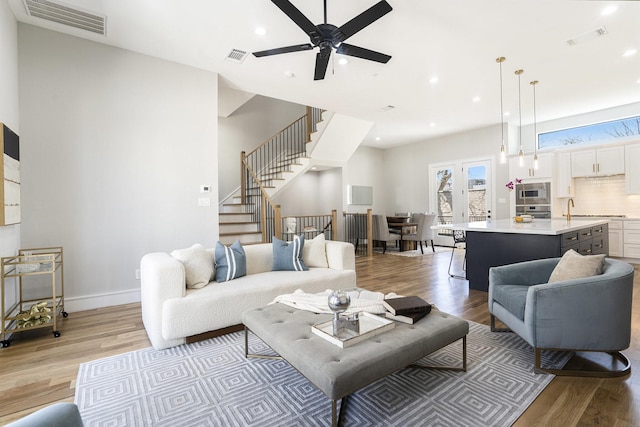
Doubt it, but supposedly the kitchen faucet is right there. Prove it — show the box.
[567,198,574,222]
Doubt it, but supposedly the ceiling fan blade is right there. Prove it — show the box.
[336,43,391,63]
[314,47,332,80]
[253,43,314,57]
[271,0,318,37]
[332,0,392,43]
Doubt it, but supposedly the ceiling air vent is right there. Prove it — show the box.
[565,26,608,46]
[226,49,248,63]
[22,0,106,35]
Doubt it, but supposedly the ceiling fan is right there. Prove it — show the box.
[253,0,393,81]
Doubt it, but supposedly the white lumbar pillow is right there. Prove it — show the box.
[302,234,328,268]
[171,244,214,289]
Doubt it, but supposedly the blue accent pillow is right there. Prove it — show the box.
[272,235,308,271]
[215,240,247,282]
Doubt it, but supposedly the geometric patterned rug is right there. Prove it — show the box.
[75,322,569,426]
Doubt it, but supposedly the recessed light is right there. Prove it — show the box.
[429,122,436,127]
[472,96,481,103]
[375,136,381,141]
[338,58,348,65]
[284,71,295,78]
[255,27,267,36]
[429,76,439,84]
[623,49,637,57]
[601,5,618,16]
[504,112,511,117]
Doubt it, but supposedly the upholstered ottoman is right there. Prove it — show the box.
[242,302,469,426]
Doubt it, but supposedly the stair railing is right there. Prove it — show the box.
[281,210,338,242]
[240,155,282,242]
[343,209,373,257]
[240,106,323,243]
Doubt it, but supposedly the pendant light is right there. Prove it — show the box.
[515,69,524,167]
[497,57,507,164]
[530,80,539,170]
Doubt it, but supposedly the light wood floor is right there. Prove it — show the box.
[1,249,639,426]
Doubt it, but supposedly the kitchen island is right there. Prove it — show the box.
[449,218,609,291]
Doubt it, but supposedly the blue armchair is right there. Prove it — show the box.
[488,257,635,377]
[5,403,83,427]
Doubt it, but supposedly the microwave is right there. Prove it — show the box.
[515,182,550,206]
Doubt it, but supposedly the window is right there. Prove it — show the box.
[538,115,640,149]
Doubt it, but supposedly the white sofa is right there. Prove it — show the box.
[141,240,356,349]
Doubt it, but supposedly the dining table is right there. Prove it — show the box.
[386,216,417,251]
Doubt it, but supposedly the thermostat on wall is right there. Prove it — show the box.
[200,185,210,193]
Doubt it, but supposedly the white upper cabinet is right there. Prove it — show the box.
[555,152,573,198]
[570,146,624,177]
[625,143,640,194]
[508,152,554,180]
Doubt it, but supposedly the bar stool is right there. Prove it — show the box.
[448,229,467,279]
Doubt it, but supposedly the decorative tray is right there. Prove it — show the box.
[311,312,395,348]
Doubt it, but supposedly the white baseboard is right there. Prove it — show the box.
[64,288,141,313]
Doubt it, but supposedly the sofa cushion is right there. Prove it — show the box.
[492,284,529,321]
[273,236,308,271]
[215,240,247,282]
[548,249,605,283]
[302,234,329,268]
[170,244,213,289]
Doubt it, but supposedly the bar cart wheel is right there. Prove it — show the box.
[53,331,61,338]
[62,312,69,318]
[1,340,10,347]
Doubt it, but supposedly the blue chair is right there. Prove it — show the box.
[5,403,84,427]
[488,257,634,377]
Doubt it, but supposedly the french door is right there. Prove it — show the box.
[430,159,493,246]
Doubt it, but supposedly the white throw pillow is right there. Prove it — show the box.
[302,234,329,268]
[547,249,605,283]
[171,244,214,289]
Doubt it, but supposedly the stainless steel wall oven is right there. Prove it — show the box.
[515,182,551,218]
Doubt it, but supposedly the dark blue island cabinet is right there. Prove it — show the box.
[462,221,609,291]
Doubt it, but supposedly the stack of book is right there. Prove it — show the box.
[382,295,432,324]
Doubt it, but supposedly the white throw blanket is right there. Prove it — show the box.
[271,289,399,315]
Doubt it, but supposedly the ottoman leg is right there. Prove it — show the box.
[331,396,349,427]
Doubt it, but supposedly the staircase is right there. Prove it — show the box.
[218,107,322,245]
[218,107,374,245]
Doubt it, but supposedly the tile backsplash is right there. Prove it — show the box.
[569,175,640,218]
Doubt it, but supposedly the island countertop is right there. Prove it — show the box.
[447,218,610,236]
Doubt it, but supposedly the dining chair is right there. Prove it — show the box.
[404,213,437,253]
[448,229,467,279]
[372,214,395,253]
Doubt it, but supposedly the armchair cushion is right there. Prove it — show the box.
[492,284,529,321]
[548,249,605,283]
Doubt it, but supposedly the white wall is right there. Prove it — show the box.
[218,96,305,201]
[344,146,386,214]
[381,124,511,219]
[18,25,219,311]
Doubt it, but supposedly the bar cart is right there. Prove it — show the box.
[1,247,66,347]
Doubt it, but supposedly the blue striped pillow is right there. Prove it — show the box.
[272,235,308,271]
[214,240,247,282]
